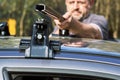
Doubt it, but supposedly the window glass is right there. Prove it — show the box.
[8,73,114,80]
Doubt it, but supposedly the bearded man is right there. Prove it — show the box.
[53,0,108,40]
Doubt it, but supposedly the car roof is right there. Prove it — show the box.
[0,36,120,64]
[1,36,120,80]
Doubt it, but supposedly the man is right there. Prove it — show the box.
[52,0,108,40]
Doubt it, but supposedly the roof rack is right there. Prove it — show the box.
[19,18,61,59]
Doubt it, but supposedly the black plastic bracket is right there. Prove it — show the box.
[24,18,61,58]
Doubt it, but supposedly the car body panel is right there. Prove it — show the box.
[1,58,120,80]
[0,36,120,80]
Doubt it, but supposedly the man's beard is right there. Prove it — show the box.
[72,14,83,20]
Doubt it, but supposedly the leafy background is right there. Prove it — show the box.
[0,0,120,40]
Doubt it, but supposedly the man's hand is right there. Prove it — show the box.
[54,10,74,30]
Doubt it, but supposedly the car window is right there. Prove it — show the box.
[8,73,114,80]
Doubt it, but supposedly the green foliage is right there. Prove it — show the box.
[0,0,120,39]
[0,0,66,36]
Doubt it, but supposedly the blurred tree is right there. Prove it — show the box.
[0,0,120,39]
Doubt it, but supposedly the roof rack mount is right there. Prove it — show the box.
[19,4,63,58]
[21,18,61,58]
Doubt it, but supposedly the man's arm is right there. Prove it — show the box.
[68,18,102,39]
[53,16,102,39]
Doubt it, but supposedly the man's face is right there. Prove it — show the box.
[65,0,91,20]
